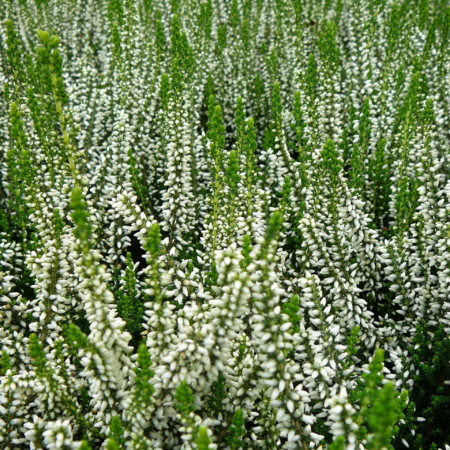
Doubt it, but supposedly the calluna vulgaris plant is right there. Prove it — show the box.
[0,0,449,448]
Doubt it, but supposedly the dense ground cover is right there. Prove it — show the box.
[0,0,449,448]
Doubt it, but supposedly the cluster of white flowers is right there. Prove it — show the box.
[0,0,448,448]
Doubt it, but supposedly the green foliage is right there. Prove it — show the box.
[234,96,246,144]
[198,0,213,40]
[226,150,240,194]
[369,138,390,228]
[107,417,125,449]
[345,326,361,367]
[154,10,166,59]
[207,102,226,254]
[216,23,227,56]
[352,349,408,448]
[3,19,26,92]
[144,222,161,256]
[175,380,196,415]
[349,98,370,194]
[70,187,91,252]
[65,324,89,350]
[264,210,283,244]
[116,253,143,338]
[170,15,195,86]
[318,21,339,71]
[281,295,301,334]
[365,382,406,449]
[230,0,240,29]
[196,427,210,450]
[328,435,345,450]
[28,333,48,376]
[207,104,226,168]
[78,441,92,450]
[241,235,252,268]
[396,325,450,449]
[0,351,12,376]
[132,342,155,410]
[271,82,282,125]
[207,374,226,418]
[226,409,246,449]
[6,102,35,236]
[320,139,341,184]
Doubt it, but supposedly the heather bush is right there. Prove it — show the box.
[0,0,449,448]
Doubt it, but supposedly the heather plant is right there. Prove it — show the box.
[0,0,449,449]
